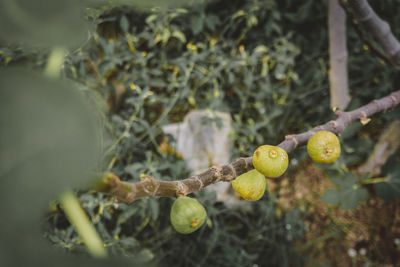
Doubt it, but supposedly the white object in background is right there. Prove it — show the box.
[162,110,235,203]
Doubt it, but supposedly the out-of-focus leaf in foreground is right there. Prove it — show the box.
[0,68,112,266]
[0,0,87,47]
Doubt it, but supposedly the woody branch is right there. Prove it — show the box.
[347,0,400,68]
[97,90,400,203]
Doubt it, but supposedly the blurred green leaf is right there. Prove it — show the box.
[190,15,204,35]
[0,0,87,47]
[120,16,129,33]
[320,189,339,205]
[375,151,400,201]
[322,171,368,210]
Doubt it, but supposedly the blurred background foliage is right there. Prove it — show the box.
[1,0,400,266]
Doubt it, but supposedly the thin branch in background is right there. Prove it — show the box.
[339,0,390,64]
[357,120,400,177]
[329,0,350,110]
[346,0,400,68]
[97,90,400,203]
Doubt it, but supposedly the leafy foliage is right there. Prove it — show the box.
[321,169,368,210]
[1,0,400,266]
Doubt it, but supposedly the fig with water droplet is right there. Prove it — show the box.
[307,131,341,164]
[253,145,289,178]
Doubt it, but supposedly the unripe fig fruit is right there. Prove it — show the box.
[253,145,289,178]
[232,169,266,201]
[307,131,341,164]
[170,196,207,234]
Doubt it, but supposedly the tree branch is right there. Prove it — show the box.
[347,0,400,68]
[357,120,400,177]
[329,0,350,110]
[339,0,390,64]
[98,90,400,203]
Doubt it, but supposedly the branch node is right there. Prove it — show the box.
[192,175,204,190]
[227,164,237,181]
[359,110,371,125]
[360,110,367,118]
[329,120,338,130]
[140,176,159,196]
[335,110,344,117]
[285,134,299,149]
[390,94,398,104]
[176,181,188,197]
[211,165,223,182]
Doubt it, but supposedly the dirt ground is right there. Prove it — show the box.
[267,160,400,266]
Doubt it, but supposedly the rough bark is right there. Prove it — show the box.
[348,0,400,68]
[98,90,400,203]
[339,0,390,64]
[329,0,350,110]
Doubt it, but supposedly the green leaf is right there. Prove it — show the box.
[145,14,158,25]
[204,14,220,31]
[375,153,400,201]
[137,248,154,263]
[0,68,106,266]
[147,198,159,221]
[328,171,356,188]
[339,185,368,210]
[321,171,368,210]
[190,15,203,35]
[125,163,144,177]
[119,237,138,247]
[0,0,87,47]
[0,69,100,202]
[117,204,141,225]
[120,15,129,32]
[320,189,340,205]
[171,30,187,43]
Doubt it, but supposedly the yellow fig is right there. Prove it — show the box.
[253,145,289,178]
[232,169,267,201]
[307,131,341,164]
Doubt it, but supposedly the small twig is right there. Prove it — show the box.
[98,90,400,203]
[361,177,387,185]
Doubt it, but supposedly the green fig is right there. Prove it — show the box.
[307,131,341,164]
[170,196,207,234]
[253,145,289,178]
[232,169,266,201]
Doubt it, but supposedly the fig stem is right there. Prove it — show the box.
[361,177,387,184]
